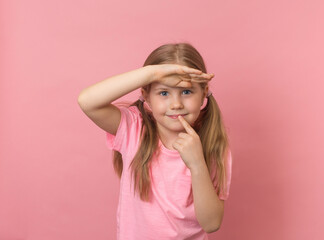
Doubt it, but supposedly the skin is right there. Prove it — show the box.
[142,81,208,156]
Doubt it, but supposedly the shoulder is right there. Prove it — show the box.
[118,105,143,122]
[105,105,143,156]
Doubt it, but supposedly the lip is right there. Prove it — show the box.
[167,114,187,119]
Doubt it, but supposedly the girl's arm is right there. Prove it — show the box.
[174,115,224,233]
[191,164,225,233]
[78,66,155,135]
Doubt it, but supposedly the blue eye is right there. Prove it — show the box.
[182,90,192,95]
[159,91,168,96]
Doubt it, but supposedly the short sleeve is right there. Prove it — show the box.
[105,106,142,158]
[218,150,232,200]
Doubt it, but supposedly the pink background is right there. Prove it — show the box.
[1,0,323,239]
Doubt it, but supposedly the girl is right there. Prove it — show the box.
[78,42,232,240]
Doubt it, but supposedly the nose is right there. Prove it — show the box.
[170,95,184,110]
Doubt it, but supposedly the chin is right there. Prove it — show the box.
[171,125,188,132]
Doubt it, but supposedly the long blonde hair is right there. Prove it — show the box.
[113,42,231,203]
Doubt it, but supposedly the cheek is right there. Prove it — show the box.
[151,99,165,112]
[187,100,202,111]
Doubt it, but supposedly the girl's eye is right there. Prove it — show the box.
[159,91,168,96]
[182,90,192,95]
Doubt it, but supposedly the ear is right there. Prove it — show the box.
[201,85,209,105]
[141,88,151,106]
[203,85,209,98]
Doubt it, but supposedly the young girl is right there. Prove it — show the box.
[78,42,232,240]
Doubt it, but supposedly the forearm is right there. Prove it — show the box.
[78,65,154,110]
[191,162,224,233]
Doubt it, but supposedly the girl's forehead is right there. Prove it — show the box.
[150,82,201,90]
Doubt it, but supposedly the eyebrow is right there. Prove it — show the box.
[155,88,169,91]
[154,86,196,91]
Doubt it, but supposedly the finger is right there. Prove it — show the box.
[182,66,202,74]
[179,75,212,83]
[178,132,188,139]
[191,79,212,83]
[172,141,181,152]
[178,115,195,135]
[174,138,186,146]
[189,73,214,79]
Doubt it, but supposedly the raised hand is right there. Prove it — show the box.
[172,115,206,171]
[150,64,214,88]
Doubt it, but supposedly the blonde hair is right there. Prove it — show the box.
[113,42,231,203]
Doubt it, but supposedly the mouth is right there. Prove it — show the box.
[167,114,188,119]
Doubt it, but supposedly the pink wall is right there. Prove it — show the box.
[1,0,323,239]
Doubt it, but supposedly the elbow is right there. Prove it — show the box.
[77,90,86,105]
[204,222,221,233]
[205,226,220,234]
[77,91,89,110]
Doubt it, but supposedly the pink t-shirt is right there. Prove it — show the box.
[106,106,232,240]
